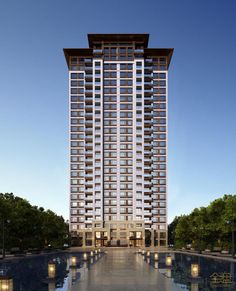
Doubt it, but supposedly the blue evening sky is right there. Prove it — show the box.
[0,0,235,222]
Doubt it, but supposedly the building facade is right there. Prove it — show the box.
[64,34,173,247]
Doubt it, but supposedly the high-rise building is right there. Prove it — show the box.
[64,34,173,248]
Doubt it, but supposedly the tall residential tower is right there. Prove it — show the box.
[64,34,173,247]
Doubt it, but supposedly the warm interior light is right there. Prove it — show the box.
[96,232,101,239]
[136,232,142,239]
[191,264,199,278]
[165,255,172,266]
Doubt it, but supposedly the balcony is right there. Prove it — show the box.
[85,196,93,202]
[85,204,93,209]
[144,143,152,149]
[152,210,159,215]
[85,74,93,80]
[144,173,152,178]
[85,189,93,194]
[85,89,93,95]
[144,204,152,209]
[144,196,152,202]
[144,73,153,79]
[93,49,103,54]
[134,49,144,54]
[144,211,152,216]
[144,189,152,195]
[85,135,92,141]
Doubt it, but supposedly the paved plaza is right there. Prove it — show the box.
[73,249,181,291]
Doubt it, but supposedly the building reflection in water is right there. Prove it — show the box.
[191,282,199,291]
[154,262,159,269]
[48,281,55,291]
[231,261,235,282]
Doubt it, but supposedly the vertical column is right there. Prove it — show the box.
[141,59,145,224]
[132,61,137,220]
[116,63,120,220]
[100,60,104,222]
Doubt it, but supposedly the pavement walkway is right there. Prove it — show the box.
[72,249,182,291]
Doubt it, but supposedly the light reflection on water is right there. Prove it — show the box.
[1,251,235,291]
[142,252,236,291]
[0,252,103,291]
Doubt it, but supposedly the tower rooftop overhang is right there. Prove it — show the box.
[87,34,149,48]
[63,48,93,68]
[144,48,174,69]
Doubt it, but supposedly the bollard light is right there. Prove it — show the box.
[90,251,94,257]
[142,249,145,255]
[98,248,101,253]
[165,255,172,266]
[71,256,77,267]
[191,264,199,278]
[48,263,56,279]
[154,252,159,261]
[95,249,98,255]
[0,277,13,291]
[146,251,150,257]
[83,252,88,261]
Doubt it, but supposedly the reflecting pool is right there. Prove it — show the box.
[0,252,104,291]
[143,252,236,290]
[0,250,235,290]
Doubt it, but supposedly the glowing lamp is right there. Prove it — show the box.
[90,251,94,257]
[98,248,101,253]
[146,251,150,257]
[71,256,77,267]
[138,248,142,254]
[0,278,13,291]
[83,252,88,261]
[142,250,145,255]
[191,264,199,278]
[154,252,159,261]
[165,255,172,266]
[48,263,56,279]
[95,249,98,255]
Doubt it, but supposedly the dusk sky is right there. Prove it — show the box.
[0,0,235,222]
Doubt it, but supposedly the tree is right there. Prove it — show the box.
[169,194,236,251]
[0,193,69,251]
